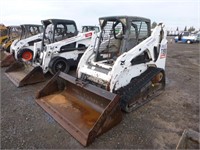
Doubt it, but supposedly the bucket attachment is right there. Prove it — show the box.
[36,72,122,146]
[176,129,200,149]
[0,51,15,67]
[0,50,5,61]
[5,62,46,87]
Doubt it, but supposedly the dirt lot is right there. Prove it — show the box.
[1,40,199,149]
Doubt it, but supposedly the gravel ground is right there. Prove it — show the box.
[1,40,199,149]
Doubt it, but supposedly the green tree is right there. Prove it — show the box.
[184,26,187,31]
[188,26,195,32]
[151,22,157,29]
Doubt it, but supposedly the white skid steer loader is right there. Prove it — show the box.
[11,24,43,59]
[36,16,167,146]
[5,19,95,87]
[1,24,43,67]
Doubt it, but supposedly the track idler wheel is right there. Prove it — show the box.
[118,67,165,113]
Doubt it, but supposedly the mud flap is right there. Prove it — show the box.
[36,72,122,146]
[5,62,46,87]
[0,52,15,67]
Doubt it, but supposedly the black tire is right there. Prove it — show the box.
[17,48,33,61]
[186,40,191,44]
[49,57,70,75]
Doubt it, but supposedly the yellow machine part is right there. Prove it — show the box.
[0,24,8,45]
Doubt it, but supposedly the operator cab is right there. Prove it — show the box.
[41,19,78,45]
[20,24,43,40]
[94,16,151,65]
[7,26,21,40]
[0,25,8,37]
[82,26,100,33]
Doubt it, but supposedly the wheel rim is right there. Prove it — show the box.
[22,51,33,61]
[55,60,67,72]
[187,41,191,44]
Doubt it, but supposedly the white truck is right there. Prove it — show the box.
[174,31,197,44]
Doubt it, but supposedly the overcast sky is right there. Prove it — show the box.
[0,0,199,31]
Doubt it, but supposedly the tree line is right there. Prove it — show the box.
[151,22,199,32]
